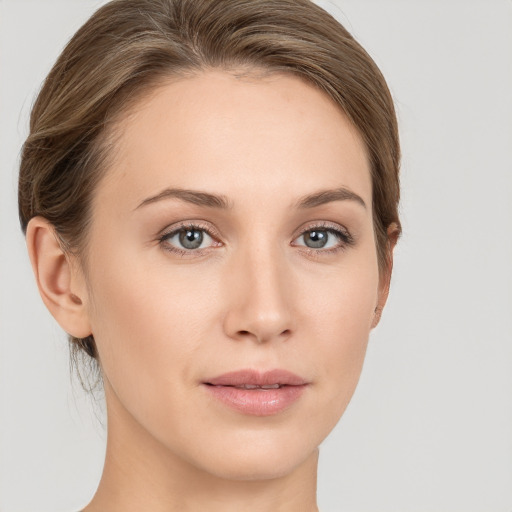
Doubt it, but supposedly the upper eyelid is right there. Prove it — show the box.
[160,221,220,239]
[297,220,349,234]
[294,221,353,242]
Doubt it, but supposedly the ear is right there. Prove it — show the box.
[371,223,400,329]
[25,216,92,338]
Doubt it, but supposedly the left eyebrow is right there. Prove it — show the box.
[294,187,367,210]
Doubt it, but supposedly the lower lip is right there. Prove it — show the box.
[203,384,308,416]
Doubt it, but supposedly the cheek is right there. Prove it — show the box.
[301,248,379,427]
[306,242,379,342]
[84,249,216,401]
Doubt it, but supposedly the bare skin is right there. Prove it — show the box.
[27,70,396,512]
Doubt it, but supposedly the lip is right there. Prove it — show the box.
[203,369,309,416]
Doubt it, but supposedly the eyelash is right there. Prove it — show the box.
[294,222,355,257]
[158,221,354,258]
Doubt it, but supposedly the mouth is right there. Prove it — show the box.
[206,383,285,389]
[202,369,309,416]
[204,368,308,387]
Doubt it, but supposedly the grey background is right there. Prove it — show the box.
[1,1,511,511]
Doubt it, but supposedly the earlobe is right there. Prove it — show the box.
[26,217,91,338]
[371,223,400,329]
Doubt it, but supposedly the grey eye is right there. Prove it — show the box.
[303,230,329,248]
[293,227,348,251]
[179,228,204,249]
[162,226,215,251]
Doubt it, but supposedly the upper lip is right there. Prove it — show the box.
[204,369,308,387]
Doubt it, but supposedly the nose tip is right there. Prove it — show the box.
[222,250,295,344]
[236,317,293,345]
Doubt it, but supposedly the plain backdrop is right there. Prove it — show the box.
[1,1,511,511]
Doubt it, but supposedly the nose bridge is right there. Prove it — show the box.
[223,233,295,343]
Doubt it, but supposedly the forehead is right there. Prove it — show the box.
[94,70,372,213]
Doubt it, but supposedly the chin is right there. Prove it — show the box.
[179,425,321,482]
[202,450,316,482]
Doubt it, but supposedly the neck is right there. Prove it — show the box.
[83,382,319,512]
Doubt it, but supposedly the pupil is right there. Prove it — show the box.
[179,229,203,249]
[305,230,328,248]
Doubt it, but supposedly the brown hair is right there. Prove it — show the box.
[18,0,401,376]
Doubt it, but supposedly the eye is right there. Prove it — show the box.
[293,223,353,253]
[159,223,219,254]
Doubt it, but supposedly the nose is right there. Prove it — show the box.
[222,244,295,344]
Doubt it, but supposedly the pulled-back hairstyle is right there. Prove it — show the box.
[18,0,401,381]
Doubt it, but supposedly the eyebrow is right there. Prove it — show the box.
[135,188,233,210]
[135,186,366,211]
[295,187,367,209]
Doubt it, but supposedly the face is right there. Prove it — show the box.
[80,70,384,480]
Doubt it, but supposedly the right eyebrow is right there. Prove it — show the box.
[134,188,233,211]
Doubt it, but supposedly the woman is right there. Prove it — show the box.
[18,0,400,510]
